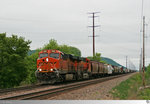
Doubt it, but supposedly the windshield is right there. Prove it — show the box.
[50,53,59,59]
[39,53,48,58]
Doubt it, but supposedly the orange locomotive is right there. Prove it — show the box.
[35,50,90,84]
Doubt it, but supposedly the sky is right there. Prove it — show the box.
[0,0,150,70]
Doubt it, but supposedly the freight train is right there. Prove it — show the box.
[35,49,133,84]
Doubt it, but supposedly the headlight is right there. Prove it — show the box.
[50,69,53,71]
[39,69,42,71]
[46,58,49,62]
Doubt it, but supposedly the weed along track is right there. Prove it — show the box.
[0,73,132,100]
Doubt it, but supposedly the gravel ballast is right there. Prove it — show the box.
[48,73,136,100]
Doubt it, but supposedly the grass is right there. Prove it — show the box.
[111,65,150,100]
[138,88,150,99]
[111,73,141,99]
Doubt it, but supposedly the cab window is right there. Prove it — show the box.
[50,53,59,59]
[39,53,48,58]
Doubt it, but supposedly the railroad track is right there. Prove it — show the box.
[0,84,43,94]
[0,73,132,100]
[0,80,86,95]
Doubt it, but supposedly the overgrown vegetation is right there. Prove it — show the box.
[111,64,150,100]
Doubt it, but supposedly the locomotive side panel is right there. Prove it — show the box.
[59,59,69,74]
[68,60,75,73]
[78,61,84,72]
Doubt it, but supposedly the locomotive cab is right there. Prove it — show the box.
[35,50,63,84]
[37,50,61,72]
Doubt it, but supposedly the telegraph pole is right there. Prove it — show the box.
[142,16,146,87]
[92,13,95,57]
[126,56,128,69]
[139,48,143,73]
[88,12,100,57]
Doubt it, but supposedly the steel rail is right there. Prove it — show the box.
[0,84,47,94]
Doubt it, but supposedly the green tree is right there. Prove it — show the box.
[87,52,105,63]
[93,53,101,61]
[43,39,59,50]
[59,45,81,56]
[0,33,31,88]
[43,39,81,56]
[69,46,81,56]
[0,33,7,69]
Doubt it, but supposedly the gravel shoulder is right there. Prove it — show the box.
[48,73,136,100]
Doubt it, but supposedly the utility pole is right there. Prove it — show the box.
[139,48,143,73]
[126,56,128,69]
[88,12,100,57]
[129,60,130,70]
[142,16,146,87]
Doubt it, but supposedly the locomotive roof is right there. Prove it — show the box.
[39,49,87,62]
[39,49,63,54]
[63,53,86,62]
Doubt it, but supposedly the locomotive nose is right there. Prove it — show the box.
[37,57,58,72]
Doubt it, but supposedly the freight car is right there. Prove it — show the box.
[35,49,130,84]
